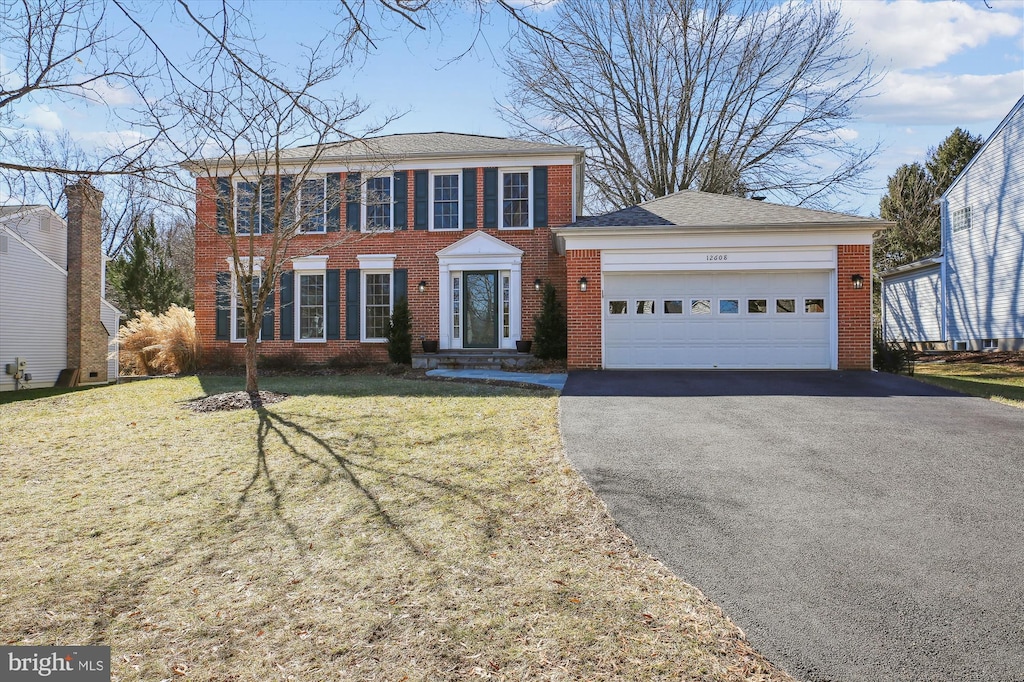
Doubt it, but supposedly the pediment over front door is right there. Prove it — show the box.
[435,230,524,259]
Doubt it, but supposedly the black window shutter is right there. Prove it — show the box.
[215,271,231,339]
[414,170,428,230]
[345,269,360,340]
[260,176,276,233]
[279,271,294,340]
[327,269,342,340]
[260,286,275,340]
[346,172,361,231]
[533,166,548,228]
[483,167,498,228]
[393,171,408,230]
[462,168,477,229]
[326,173,341,232]
[394,268,408,306]
[216,177,231,234]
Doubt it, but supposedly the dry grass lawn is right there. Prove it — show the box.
[914,361,1024,408]
[0,376,794,681]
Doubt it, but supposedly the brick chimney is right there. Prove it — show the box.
[65,178,108,384]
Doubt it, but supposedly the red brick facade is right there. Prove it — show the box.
[194,165,575,365]
[837,244,873,370]
[565,249,603,369]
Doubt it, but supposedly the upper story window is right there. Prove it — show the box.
[500,169,531,229]
[431,172,461,230]
[364,175,393,231]
[298,177,326,233]
[235,181,261,235]
[951,206,972,233]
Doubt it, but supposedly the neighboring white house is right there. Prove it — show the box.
[0,189,120,391]
[882,94,1024,350]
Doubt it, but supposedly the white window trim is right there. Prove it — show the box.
[296,176,327,234]
[360,269,394,343]
[498,167,533,230]
[292,256,329,343]
[429,170,462,231]
[362,175,394,233]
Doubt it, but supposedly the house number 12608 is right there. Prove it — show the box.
[706,254,728,261]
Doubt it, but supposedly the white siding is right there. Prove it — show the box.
[1,208,67,267]
[0,232,67,391]
[102,299,121,381]
[943,98,1024,346]
[882,266,943,342]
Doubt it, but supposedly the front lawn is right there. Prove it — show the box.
[0,376,791,681]
[914,361,1024,408]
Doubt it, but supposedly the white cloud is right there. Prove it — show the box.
[73,78,139,107]
[22,106,63,131]
[842,0,1022,71]
[861,70,1024,124]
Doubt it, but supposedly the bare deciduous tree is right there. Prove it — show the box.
[500,0,879,210]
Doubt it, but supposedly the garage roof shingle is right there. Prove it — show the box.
[570,190,879,228]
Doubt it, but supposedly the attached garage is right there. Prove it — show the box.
[554,191,888,371]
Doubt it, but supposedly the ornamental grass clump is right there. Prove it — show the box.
[118,305,199,375]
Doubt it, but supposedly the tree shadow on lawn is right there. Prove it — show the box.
[87,375,517,655]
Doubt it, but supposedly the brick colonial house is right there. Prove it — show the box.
[192,133,883,370]
[193,134,584,366]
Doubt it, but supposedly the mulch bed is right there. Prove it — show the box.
[917,351,1024,366]
[185,390,290,412]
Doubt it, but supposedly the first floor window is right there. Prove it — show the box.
[298,272,325,340]
[364,272,392,341]
[365,176,393,230]
[500,170,530,229]
[233,274,261,341]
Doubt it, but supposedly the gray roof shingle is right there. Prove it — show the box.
[280,132,583,162]
[568,190,880,228]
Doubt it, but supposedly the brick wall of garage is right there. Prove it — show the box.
[565,249,602,369]
[837,244,872,370]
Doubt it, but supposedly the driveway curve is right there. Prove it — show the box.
[560,370,1024,682]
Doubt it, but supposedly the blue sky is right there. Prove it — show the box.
[7,0,1024,216]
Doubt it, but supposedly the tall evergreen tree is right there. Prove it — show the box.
[107,216,187,320]
[874,128,985,273]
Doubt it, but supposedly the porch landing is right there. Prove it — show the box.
[412,349,535,370]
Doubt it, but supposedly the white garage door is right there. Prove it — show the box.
[603,271,833,369]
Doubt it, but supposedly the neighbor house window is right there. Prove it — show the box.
[299,177,326,233]
[363,271,392,341]
[500,169,531,229]
[951,206,972,233]
[431,172,461,230]
[364,176,393,231]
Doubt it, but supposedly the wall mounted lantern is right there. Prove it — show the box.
[851,274,864,290]
[534,278,543,291]
[418,280,427,293]
[578,277,588,292]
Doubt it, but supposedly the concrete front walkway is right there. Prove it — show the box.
[426,368,567,390]
[560,370,1024,682]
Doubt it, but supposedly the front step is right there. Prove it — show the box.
[413,349,536,370]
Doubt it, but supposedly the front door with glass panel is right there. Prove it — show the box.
[463,271,499,348]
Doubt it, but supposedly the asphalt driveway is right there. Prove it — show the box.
[560,370,1024,682]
